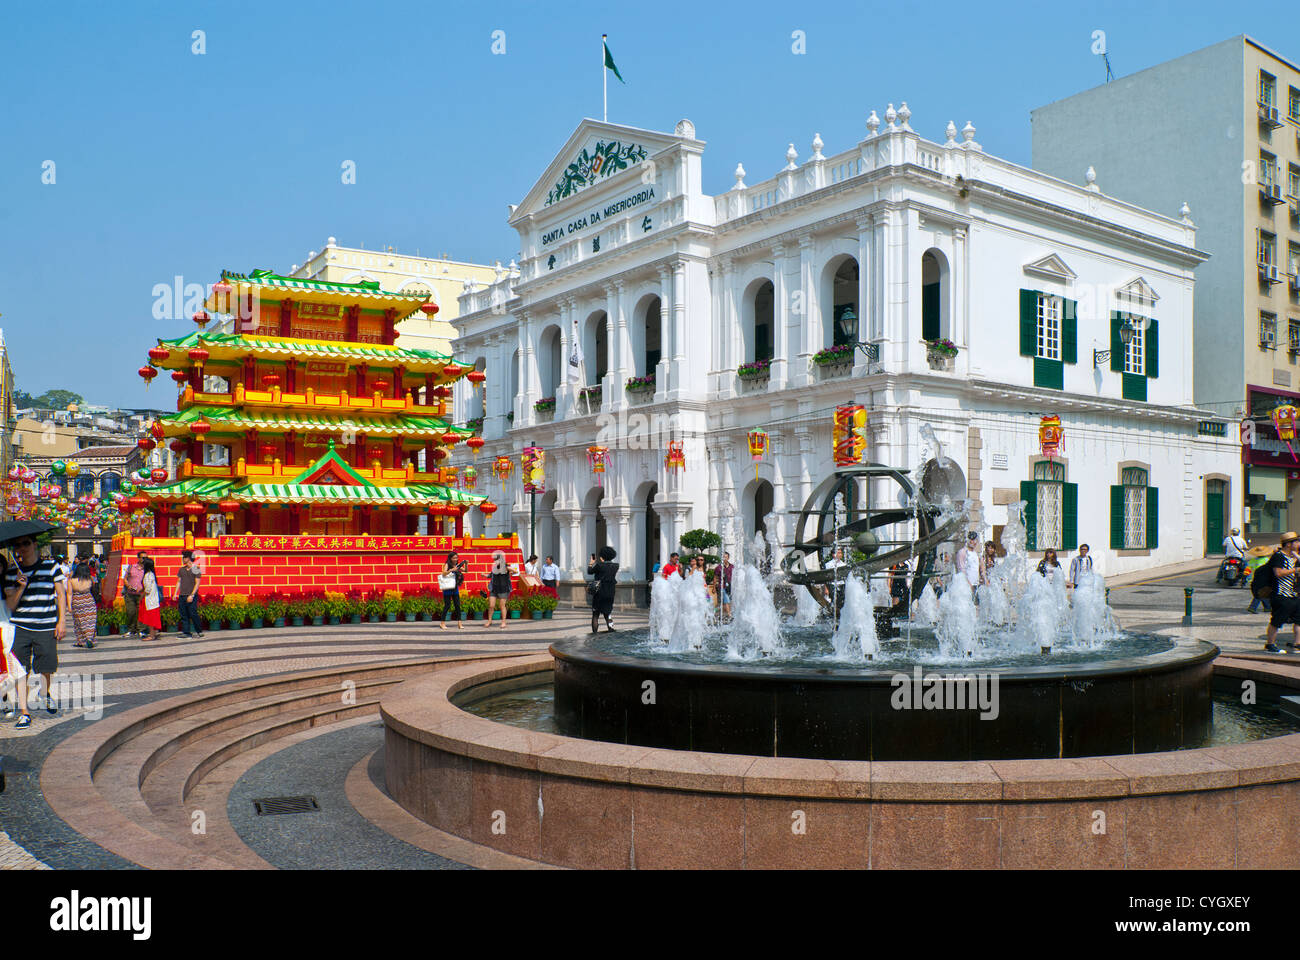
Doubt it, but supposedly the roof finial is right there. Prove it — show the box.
[866,110,880,136]
[897,102,912,130]
[885,104,897,130]
[945,120,957,144]
[811,133,824,160]
[1084,166,1100,192]
[1179,201,1193,224]
[784,143,799,170]
[733,162,747,189]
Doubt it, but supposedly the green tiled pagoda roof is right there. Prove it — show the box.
[162,405,473,439]
[219,269,423,302]
[156,330,453,364]
[140,478,482,506]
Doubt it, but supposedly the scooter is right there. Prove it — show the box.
[1218,555,1249,587]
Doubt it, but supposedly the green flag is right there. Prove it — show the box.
[604,39,624,83]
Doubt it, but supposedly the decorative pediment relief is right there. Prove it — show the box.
[1022,254,1077,283]
[1116,276,1160,306]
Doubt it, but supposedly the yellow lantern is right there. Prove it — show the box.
[746,429,768,476]
[1038,416,1064,461]
[586,445,609,486]
[1272,405,1299,460]
[833,405,867,466]
[665,440,685,471]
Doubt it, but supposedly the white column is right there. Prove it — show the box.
[556,510,583,578]
[771,242,789,390]
[792,233,817,387]
[655,267,672,401]
[716,256,736,398]
[609,280,629,410]
[605,504,635,581]
[854,215,873,376]
[556,298,577,420]
[670,259,687,398]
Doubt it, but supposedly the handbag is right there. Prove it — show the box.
[438,572,457,591]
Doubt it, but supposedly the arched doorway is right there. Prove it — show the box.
[539,324,562,397]
[744,478,775,569]
[742,279,775,364]
[584,486,607,562]
[635,480,661,604]
[921,249,949,341]
[537,489,559,565]
[823,255,860,349]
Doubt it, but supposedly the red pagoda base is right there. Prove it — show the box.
[103,532,523,600]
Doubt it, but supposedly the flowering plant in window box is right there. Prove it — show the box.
[812,344,854,367]
[924,338,959,358]
[579,384,602,400]
[506,411,514,423]
[465,416,484,434]
[533,396,556,412]
[625,374,656,392]
[737,359,772,380]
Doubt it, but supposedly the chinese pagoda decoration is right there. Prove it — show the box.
[746,429,768,477]
[492,456,514,484]
[1038,415,1064,461]
[1273,405,1300,461]
[132,268,485,537]
[665,440,685,471]
[586,445,609,486]
[832,405,867,466]
[522,446,545,494]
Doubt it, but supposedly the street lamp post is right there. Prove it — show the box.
[1093,319,1134,368]
[832,307,881,362]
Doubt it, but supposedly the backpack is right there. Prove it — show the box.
[1252,556,1278,600]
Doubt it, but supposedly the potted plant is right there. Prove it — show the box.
[287,595,307,627]
[506,595,524,619]
[401,591,419,622]
[199,598,226,631]
[161,605,180,633]
[464,593,486,620]
[466,416,484,434]
[533,396,556,413]
[96,602,118,636]
[737,358,771,381]
[345,590,363,624]
[538,589,558,619]
[244,597,266,629]
[264,593,288,628]
[325,591,348,625]
[382,589,403,622]
[362,591,383,623]
[625,373,655,394]
[225,594,249,630]
[304,591,327,626]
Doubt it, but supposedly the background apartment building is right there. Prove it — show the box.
[286,238,506,355]
[1032,35,1300,542]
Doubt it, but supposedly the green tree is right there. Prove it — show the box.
[35,389,84,409]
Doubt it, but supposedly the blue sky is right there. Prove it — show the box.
[0,0,1294,410]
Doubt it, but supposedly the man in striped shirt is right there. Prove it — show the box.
[1265,532,1300,654]
[3,536,67,728]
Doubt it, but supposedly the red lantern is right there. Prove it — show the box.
[148,346,170,364]
[150,420,165,441]
[440,432,459,445]
[432,386,451,399]
[171,370,188,384]
[260,443,277,462]
[137,438,155,452]
[182,501,207,524]
[1038,416,1064,461]
[188,345,210,368]
[492,456,513,482]
[466,437,485,450]
[218,497,240,520]
[117,501,133,516]
[431,447,448,461]
[128,494,150,511]
[442,363,464,378]
[138,366,158,387]
[419,300,440,317]
[169,439,188,453]
[212,279,232,297]
[262,374,281,390]
[478,500,498,516]
[466,370,486,388]
[371,379,389,393]
[150,468,168,483]
[192,310,210,329]
[190,422,212,440]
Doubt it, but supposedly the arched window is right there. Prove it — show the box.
[583,311,609,385]
[539,325,562,397]
[643,297,661,375]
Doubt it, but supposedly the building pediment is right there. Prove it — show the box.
[1022,254,1077,282]
[510,119,698,224]
[1116,276,1160,306]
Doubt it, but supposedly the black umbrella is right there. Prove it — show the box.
[0,520,59,546]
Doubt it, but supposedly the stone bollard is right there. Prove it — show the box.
[1183,586,1193,625]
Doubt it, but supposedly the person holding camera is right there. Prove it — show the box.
[438,551,466,630]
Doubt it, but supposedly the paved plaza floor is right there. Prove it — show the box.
[0,571,1280,870]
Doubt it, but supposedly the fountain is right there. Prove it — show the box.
[551,458,1217,761]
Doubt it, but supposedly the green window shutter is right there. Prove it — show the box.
[1062,482,1078,550]
[1021,480,1037,551]
[1110,485,1125,550]
[1122,372,1147,401]
[1145,318,1158,379]
[1146,486,1158,550]
[922,282,940,341]
[1034,357,1064,390]
[1110,312,1124,373]
[1062,299,1077,365]
[1019,290,1038,356]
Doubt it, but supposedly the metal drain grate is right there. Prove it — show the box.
[252,796,320,816]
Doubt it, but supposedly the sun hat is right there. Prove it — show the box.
[1282,532,1299,545]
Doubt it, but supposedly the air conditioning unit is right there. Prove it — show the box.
[1263,183,1285,204]
[1261,264,1281,283]
[1259,103,1283,127]
[1290,273,1300,292]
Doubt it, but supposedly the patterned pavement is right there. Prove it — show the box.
[0,610,615,870]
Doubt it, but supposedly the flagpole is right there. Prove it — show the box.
[602,33,607,122]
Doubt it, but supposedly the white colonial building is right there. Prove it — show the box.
[450,107,1240,605]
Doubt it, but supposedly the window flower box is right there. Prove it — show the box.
[924,338,959,359]
[533,396,556,413]
[506,411,514,424]
[737,359,772,380]
[812,344,854,367]
[625,374,656,393]
[579,384,602,400]
[466,416,484,434]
